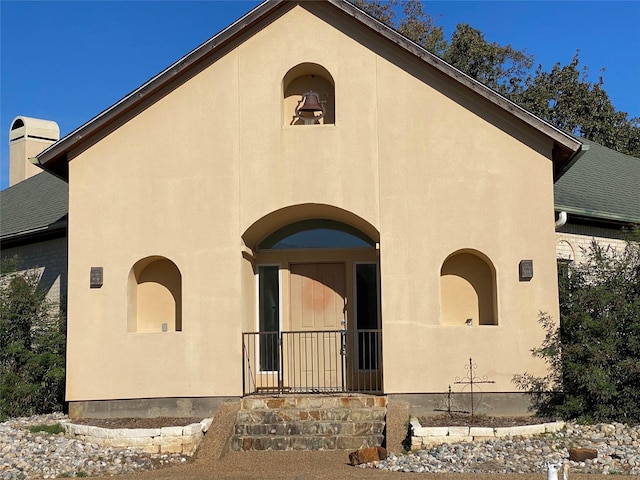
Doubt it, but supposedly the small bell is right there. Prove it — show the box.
[295,91,325,124]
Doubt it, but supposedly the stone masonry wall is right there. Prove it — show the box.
[556,224,629,264]
[410,418,566,450]
[1,236,67,309]
[62,418,213,455]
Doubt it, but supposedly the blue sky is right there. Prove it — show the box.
[1,1,639,190]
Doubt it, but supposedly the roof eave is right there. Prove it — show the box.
[36,0,290,180]
[553,143,589,181]
[0,219,68,246]
[554,206,640,226]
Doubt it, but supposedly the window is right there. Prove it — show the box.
[128,257,182,333]
[258,265,280,371]
[440,251,497,326]
[355,263,380,370]
[259,219,374,250]
[557,258,572,280]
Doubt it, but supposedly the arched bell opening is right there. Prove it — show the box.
[283,63,335,126]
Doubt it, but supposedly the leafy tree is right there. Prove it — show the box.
[514,232,640,424]
[353,0,446,54]
[397,0,446,56]
[352,0,397,27]
[514,53,640,157]
[0,257,66,419]
[443,23,532,95]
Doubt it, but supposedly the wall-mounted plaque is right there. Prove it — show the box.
[90,267,103,288]
[519,260,533,281]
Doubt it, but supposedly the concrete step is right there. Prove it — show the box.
[234,418,385,436]
[235,407,386,424]
[229,394,387,451]
[229,433,383,451]
[241,395,387,410]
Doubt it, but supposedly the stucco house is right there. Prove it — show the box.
[4,0,597,420]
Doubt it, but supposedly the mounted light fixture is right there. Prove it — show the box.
[519,260,534,281]
[295,91,325,125]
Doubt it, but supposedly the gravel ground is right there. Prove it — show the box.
[0,413,189,479]
[369,422,640,475]
[1,413,639,479]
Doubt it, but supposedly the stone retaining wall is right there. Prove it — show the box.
[62,418,213,455]
[410,418,565,450]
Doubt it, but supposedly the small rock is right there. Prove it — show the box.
[348,446,387,466]
[570,447,598,462]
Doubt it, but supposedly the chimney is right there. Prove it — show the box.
[9,116,60,186]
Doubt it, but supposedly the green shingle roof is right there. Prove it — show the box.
[554,137,640,224]
[0,172,68,242]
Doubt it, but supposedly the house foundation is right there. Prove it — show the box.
[68,397,239,419]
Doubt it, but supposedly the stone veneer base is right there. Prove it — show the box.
[410,417,566,450]
[62,418,213,455]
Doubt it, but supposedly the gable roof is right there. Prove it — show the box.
[554,137,640,225]
[0,172,68,246]
[34,0,582,181]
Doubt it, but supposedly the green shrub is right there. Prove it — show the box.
[0,257,66,419]
[514,231,640,424]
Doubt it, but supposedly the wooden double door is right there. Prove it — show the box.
[252,257,382,394]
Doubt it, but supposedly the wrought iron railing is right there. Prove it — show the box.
[242,329,382,395]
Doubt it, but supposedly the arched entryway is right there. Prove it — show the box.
[242,209,382,395]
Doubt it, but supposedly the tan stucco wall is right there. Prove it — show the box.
[65,3,558,402]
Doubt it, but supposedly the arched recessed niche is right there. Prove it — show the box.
[127,256,182,333]
[440,250,497,326]
[283,63,335,126]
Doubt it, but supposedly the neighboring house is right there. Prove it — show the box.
[5,1,613,418]
[0,117,67,310]
[554,136,640,264]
